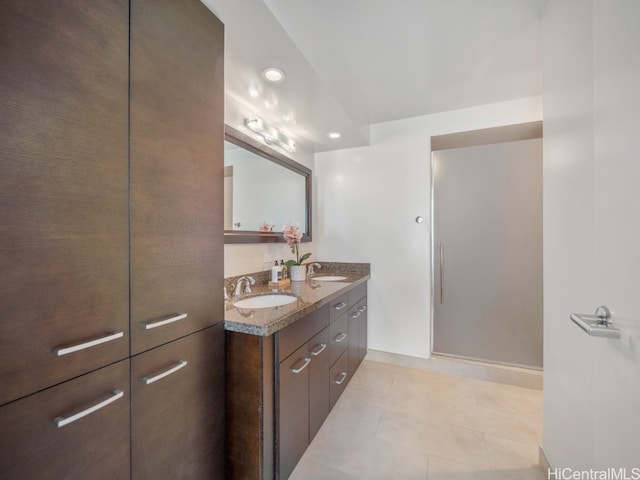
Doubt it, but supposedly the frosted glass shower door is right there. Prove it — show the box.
[432,139,543,368]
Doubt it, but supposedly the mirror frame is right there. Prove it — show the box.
[224,124,312,244]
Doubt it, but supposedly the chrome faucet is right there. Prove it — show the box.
[307,263,322,277]
[234,276,255,297]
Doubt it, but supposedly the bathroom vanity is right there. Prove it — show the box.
[225,264,370,480]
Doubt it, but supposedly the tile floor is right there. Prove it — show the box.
[290,360,546,480]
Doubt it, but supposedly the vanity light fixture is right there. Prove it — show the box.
[262,67,285,83]
[245,114,296,153]
[327,132,341,139]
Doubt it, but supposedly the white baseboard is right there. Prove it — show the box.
[365,349,543,390]
[539,446,552,470]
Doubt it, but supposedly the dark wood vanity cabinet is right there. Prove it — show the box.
[227,282,367,480]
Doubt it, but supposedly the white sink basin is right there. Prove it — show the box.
[311,275,348,281]
[233,294,297,309]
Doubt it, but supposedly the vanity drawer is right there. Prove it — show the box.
[348,297,367,318]
[278,305,329,362]
[329,293,349,322]
[329,313,349,365]
[348,283,367,306]
[329,350,349,409]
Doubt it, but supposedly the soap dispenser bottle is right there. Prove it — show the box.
[280,260,288,280]
[271,261,282,282]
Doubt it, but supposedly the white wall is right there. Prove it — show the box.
[224,95,315,277]
[542,0,596,467]
[315,96,542,359]
[543,0,640,469]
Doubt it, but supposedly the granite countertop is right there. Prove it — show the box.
[224,264,370,336]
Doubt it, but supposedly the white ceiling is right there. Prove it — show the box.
[202,0,547,152]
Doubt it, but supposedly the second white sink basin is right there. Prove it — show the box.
[233,294,297,309]
[311,275,348,281]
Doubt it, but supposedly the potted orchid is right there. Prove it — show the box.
[282,223,310,281]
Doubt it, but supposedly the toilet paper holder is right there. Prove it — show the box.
[570,305,620,339]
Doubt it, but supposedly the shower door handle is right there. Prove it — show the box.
[439,243,444,304]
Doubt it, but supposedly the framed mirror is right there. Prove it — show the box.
[224,125,312,244]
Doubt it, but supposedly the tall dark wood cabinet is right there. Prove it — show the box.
[0,0,225,478]
[129,2,225,476]
[0,0,130,408]
[130,0,224,356]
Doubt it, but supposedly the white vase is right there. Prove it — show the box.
[289,265,306,282]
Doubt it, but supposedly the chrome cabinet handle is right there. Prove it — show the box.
[335,332,347,343]
[440,242,444,304]
[310,343,327,357]
[334,372,347,385]
[142,360,188,385]
[290,357,311,374]
[53,331,123,357]
[141,313,187,330]
[358,305,367,313]
[54,390,124,428]
[334,302,347,311]
[351,311,361,319]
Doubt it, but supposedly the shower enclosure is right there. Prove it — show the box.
[432,137,543,368]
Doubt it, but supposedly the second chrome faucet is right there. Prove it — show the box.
[233,276,255,298]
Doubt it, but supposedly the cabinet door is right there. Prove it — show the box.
[278,344,310,480]
[0,0,129,406]
[358,299,368,365]
[131,324,225,479]
[348,308,360,381]
[130,0,225,355]
[308,327,330,441]
[330,350,350,409]
[0,360,130,480]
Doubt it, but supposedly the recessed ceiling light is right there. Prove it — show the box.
[327,132,341,139]
[262,67,285,83]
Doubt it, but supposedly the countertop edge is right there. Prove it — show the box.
[224,274,370,337]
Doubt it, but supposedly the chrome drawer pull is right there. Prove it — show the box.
[351,311,361,319]
[141,313,187,330]
[142,360,188,385]
[54,390,124,428]
[335,332,347,343]
[358,306,367,313]
[310,343,327,356]
[53,331,123,356]
[290,357,311,374]
[334,372,347,385]
[334,302,347,311]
